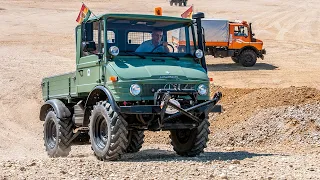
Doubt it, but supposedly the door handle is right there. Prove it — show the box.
[78,70,83,77]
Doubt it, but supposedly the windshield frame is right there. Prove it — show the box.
[104,16,197,58]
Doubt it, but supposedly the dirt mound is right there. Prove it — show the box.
[211,86,320,129]
[210,102,320,147]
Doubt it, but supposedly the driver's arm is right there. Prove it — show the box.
[163,42,170,53]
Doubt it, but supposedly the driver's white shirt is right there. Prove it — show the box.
[135,40,165,53]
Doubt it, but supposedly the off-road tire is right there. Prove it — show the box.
[44,111,73,157]
[126,130,145,153]
[231,56,239,63]
[170,117,210,156]
[239,49,257,67]
[89,101,128,161]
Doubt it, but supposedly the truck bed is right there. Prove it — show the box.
[41,72,77,101]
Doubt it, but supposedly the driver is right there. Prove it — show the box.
[135,28,170,53]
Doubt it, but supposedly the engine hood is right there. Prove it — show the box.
[109,57,208,81]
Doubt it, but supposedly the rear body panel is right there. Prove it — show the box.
[41,72,76,100]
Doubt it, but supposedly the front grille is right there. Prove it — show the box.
[141,84,196,96]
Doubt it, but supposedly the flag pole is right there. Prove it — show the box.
[82,2,99,20]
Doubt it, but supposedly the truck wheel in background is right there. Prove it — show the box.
[44,111,73,157]
[183,0,187,6]
[239,49,257,67]
[170,117,210,157]
[231,56,239,63]
[126,130,145,153]
[179,1,182,6]
[170,1,173,6]
[89,101,128,161]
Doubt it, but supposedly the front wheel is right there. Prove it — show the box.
[43,111,73,157]
[239,50,257,67]
[170,117,210,156]
[89,101,129,161]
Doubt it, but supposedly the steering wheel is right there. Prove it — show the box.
[151,43,175,53]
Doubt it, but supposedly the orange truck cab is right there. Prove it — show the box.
[203,19,266,67]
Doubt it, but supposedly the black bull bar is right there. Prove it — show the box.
[119,90,223,125]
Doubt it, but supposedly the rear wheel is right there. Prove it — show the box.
[239,49,257,67]
[89,101,129,161]
[170,117,210,156]
[126,130,145,153]
[43,111,73,157]
[231,56,239,63]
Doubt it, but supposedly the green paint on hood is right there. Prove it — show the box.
[109,57,208,81]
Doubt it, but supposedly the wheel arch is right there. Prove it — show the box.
[239,45,259,55]
[84,85,120,112]
[39,99,71,121]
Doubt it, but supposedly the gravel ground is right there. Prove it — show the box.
[1,144,320,180]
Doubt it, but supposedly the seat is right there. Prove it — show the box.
[82,41,97,56]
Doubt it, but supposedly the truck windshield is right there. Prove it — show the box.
[106,18,196,57]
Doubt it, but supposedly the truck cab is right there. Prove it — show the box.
[229,21,264,52]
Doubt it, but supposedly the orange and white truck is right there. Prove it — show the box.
[202,19,266,67]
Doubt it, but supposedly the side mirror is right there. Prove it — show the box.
[192,12,205,19]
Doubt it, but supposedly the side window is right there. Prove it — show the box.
[127,32,152,44]
[107,30,115,43]
[234,26,248,37]
[168,27,194,54]
[81,21,102,57]
[167,29,180,53]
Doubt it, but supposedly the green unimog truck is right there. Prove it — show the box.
[39,12,222,161]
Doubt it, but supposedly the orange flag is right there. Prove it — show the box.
[181,5,193,19]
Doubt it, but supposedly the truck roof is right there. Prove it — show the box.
[87,13,193,23]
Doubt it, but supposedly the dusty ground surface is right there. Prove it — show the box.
[0,0,320,179]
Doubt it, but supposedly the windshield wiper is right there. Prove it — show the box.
[122,51,146,59]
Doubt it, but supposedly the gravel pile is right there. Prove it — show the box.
[211,102,320,147]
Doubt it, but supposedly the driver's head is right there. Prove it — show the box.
[151,28,163,45]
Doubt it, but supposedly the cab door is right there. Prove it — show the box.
[229,24,250,50]
[76,21,103,93]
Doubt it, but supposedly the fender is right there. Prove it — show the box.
[239,45,259,55]
[39,99,71,121]
[85,85,120,112]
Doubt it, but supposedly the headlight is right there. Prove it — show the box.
[109,46,119,56]
[130,84,141,96]
[197,84,208,96]
[195,49,203,58]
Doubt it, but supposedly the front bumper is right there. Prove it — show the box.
[259,49,266,60]
[119,91,222,115]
